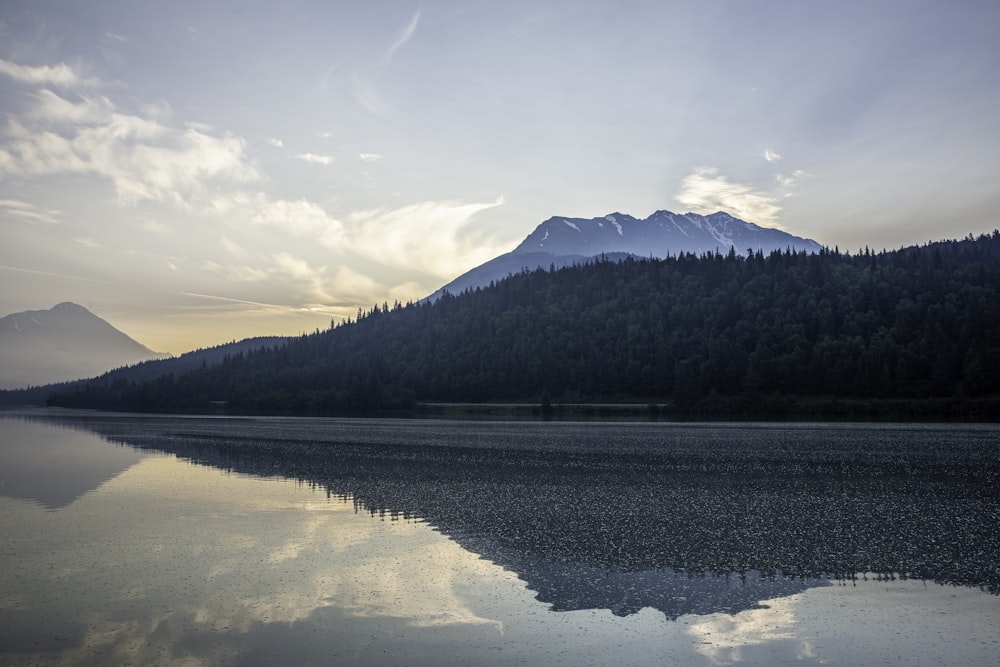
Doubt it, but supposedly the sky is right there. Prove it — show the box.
[1,0,999,354]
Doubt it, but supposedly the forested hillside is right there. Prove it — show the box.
[49,232,1000,419]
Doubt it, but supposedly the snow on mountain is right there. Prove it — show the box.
[428,210,823,300]
[0,302,169,389]
[513,210,823,257]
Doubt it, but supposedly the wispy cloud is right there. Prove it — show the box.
[208,191,343,238]
[180,291,290,312]
[675,167,784,226]
[359,152,384,163]
[142,219,169,234]
[294,152,335,165]
[75,237,104,249]
[220,234,250,259]
[269,138,284,147]
[0,198,60,224]
[273,252,335,302]
[101,32,128,67]
[340,196,506,279]
[0,263,110,283]
[351,71,399,120]
[0,59,98,88]
[386,9,422,63]
[763,149,783,162]
[775,169,811,189]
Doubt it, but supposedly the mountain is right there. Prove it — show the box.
[0,302,169,389]
[47,232,1000,418]
[0,335,289,406]
[429,210,823,299]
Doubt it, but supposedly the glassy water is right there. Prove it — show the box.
[1,410,997,666]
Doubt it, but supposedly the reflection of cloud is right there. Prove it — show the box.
[687,597,799,665]
[0,455,510,663]
[676,167,784,226]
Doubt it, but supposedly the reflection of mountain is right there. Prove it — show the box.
[453,534,822,619]
[27,414,1000,612]
[0,416,147,508]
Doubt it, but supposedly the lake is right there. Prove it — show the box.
[1,410,998,666]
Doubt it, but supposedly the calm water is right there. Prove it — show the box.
[1,410,998,666]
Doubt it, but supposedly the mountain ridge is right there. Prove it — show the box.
[430,209,822,300]
[0,302,168,389]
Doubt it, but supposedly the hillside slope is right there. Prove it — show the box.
[49,232,1000,418]
[0,302,167,389]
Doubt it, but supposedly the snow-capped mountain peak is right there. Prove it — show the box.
[428,209,822,300]
[513,210,821,257]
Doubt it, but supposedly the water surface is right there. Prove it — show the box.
[1,411,997,665]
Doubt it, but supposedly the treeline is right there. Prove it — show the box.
[0,336,287,407]
[49,232,1000,418]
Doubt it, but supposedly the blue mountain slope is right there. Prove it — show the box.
[430,210,822,299]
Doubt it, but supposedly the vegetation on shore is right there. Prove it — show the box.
[47,232,1000,419]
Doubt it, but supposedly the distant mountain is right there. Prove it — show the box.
[0,302,169,389]
[0,334,289,406]
[429,210,822,299]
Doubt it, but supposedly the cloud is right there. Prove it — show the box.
[675,167,784,226]
[272,252,335,302]
[359,152,384,163]
[31,89,116,123]
[763,149,783,162]
[269,138,284,147]
[0,87,261,207]
[220,234,250,259]
[180,291,289,312]
[351,72,399,120]
[142,219,169,234]
[776,169,811,189]
[329,265,385,304]
[386,9,422,63]
[0,198,60,224]
[0,59,98,88]
[294,152,335,165]
[0,263,110,283]
[101,32,128,67]
[208,191,343,238]
[340,196,506,279]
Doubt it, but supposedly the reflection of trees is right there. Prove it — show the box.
[47,416,1000,606]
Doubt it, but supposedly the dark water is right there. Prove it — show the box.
[1,410,998,665]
